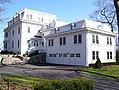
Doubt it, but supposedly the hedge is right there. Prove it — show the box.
[33,78,93,90]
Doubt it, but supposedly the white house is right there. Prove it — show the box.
[3,8,66,55]
[45,20,116,66]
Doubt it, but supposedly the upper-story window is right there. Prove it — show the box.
[48,39,53,46]
[27,27,30,33]
[27,14,32,19]
[5,32,8,37]
[60,37,66,45]
[74,34,82,44]
[18,27,20,34]
[92,34,99,44]
[107,37,112,45]
[12,30,14,36]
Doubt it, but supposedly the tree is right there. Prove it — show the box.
[0,0,11,23]
[90,0,117,32]
[114,0,119,44]
[95,57,102,68]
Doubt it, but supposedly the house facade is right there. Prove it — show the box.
[3,8,117,66]
[3,8,66,55]
[45,20,116,66]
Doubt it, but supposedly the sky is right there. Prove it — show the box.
[0,0,95,49]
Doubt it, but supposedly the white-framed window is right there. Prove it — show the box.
[18,27,20,34]
[107,51,112,59]
[92,34,99,44]
[92,51,99,60]
[5,32,8,37]
[27,27,30,33]
[107,37,112,45]
[12,30,14,36]
[18,40,20,47]
[74,34,82,44]
[60,37,66,45]
[48,39,53,46]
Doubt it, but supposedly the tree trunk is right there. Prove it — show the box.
[114,0,119,45]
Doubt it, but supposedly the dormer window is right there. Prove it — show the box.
[71,23,76,29]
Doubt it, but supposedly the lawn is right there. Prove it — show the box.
[0,75,93,90]
[82,65,119,80]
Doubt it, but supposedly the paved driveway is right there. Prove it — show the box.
[0,64,119,90]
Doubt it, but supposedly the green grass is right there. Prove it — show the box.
[0,75,93,90]
[82,65,119,80]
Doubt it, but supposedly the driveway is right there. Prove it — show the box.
[0,64,119,90]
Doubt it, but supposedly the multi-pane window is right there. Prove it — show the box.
[92,51,99,60]
[60,37,66,45]
[49,54,52,57]
[63,54,67,57]
[70,53,75,57]
[18,40,19,47]
[18,27,20,34]
[107,37,112,45]
[48,39,53,46]
[27,27,30,33]
[12,41,14,48]
[12,30,14,36]
[92,34,99,44]
[74,34,82,44]
[59,54,62,57]
[5,32,8,37]
[4,42,7,48]
[76,53,81,57]
[96,35,99,44]
[107,51,112,59]
[74,35,77,44]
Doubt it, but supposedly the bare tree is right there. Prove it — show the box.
[0,0,11,23]
[90,0,117,32]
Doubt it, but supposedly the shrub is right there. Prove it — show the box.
[95,57,102,68]
[33,78,93,90]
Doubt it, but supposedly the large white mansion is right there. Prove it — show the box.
[4,8,117,66]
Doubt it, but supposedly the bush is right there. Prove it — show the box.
[33,78,93,90]
[95,57,102,68]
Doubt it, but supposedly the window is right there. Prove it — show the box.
[107,52,109,59]
[27,27,30,33]
[59,54,62,57]
[107,37,112,45]
[4,42,7,48]
[76,53,80,57]
[92,51,99,60]
[92,51,95,60]
[70,53,75,57]
[42,42,44,46]
[49,54,52,57]
[60,37,62,45]
[74,35,77,44]
[18,40,19,47]
[12,30,14,36]
[60,37,66,45]
[48,39,53,46]
[63,54,67,57]
[110,38,112,45]
[12,41,14,48]
[107,51,112,59]
[53,54,56,57]
[92,35,95,43]
[63,37,66,45]
[78,34,82,43]
[107,37,109,44]
[18,27,20,34]
[96,35,99,44]
[5,32,8,37]
[74,34,82,44]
